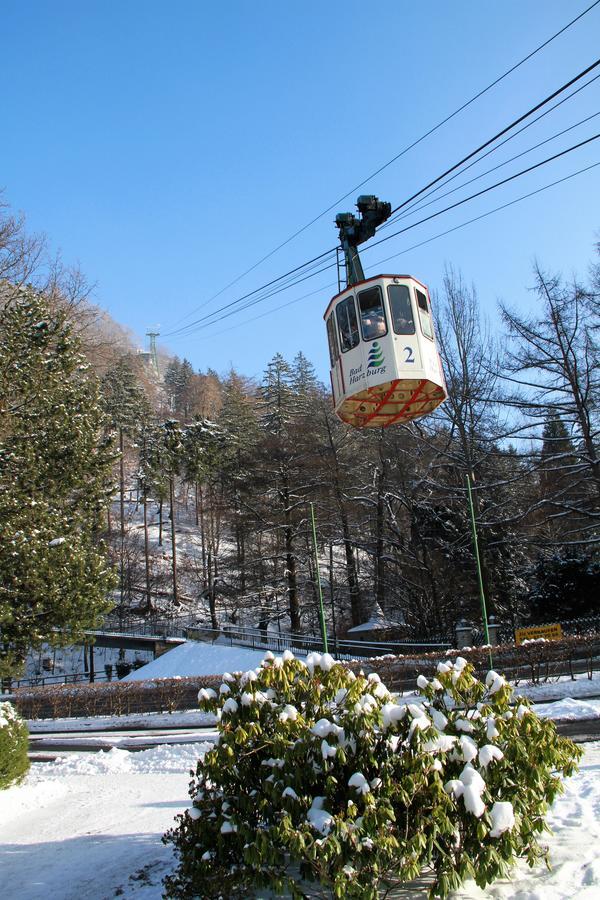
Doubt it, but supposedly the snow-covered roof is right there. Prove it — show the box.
[347,604,406,634]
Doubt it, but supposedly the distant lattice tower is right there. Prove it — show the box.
[146,326,160,377]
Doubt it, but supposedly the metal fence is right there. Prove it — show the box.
[184,623,450,661]
[95,614,451,660]
[468,614,600,648]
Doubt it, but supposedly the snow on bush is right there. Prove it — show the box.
[163,653,581,899]
[0,701,29,790]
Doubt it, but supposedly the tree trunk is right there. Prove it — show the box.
[199,485,207,588]
[119,427,125,538]
[239,527,246,595]
[143,492,152,612]
[375,461,386,615]
[283,483,300,632]
[324,415,363,624]
[329,542,338,651]
[207,549,218,629]
[119,427,125,614]
[170,476,178,607]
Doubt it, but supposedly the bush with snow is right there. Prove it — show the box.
[163,652,581,899]
[0,701,29,789]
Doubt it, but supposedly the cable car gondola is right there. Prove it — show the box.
[324,196,447,428]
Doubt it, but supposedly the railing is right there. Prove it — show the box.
[88,624,188,641]
[556,615,600,636]
[95,615,450,661]
[469,614,600,649]
[185,623,450,661]
[7,670,112,690]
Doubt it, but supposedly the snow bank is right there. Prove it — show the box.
[27,709,216,732]
[515,673,600,702]
[534,696,600,721]
[123,639,266,680]
[28,742,212,778]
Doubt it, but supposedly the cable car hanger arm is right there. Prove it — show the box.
[335,195,392,286]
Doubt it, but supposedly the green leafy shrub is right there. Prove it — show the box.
[0,701,29,789]
[163,652,581,899]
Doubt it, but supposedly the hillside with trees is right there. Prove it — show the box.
[1,198,599,674]
[96,250,600,645]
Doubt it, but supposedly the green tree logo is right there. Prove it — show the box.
[367,341,385,368]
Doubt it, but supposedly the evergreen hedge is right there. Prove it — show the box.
[0,701,29,790]
[164,652,581,899]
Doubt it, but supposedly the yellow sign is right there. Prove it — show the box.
[515,624,563,646]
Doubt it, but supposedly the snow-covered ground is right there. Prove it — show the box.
[23,695,600,738]
[2,741,599,899]
[122,638,267,679]
[7,641,600,898]
[453,741,600,899]
[27,709,216,733]
[512,674,600,702]
[0,744,208,899]
[534,696,600,721]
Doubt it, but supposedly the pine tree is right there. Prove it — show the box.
[101,355,152,612]
[0,286,116,677]
[181,419,228,625]
[142,420,184,607]
[257,354,304,631]
[537,414,585,543]
[217,372,261,607]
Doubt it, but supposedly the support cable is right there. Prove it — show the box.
[388,57,600,217]
[165,2,600,329]
[166,58,600,338]
[172,134,600,336]
[385,110,600,225]
[366,132,600,253]
[384,74,600,227]
[163,247,335,336]
[167,159,599,342]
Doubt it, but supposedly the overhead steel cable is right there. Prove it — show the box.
[384,110,600,224]
[384,72,600,227]
[217,251,337,314]
[163,247,336,336]
[165,1,600,331]
[169,159,600,343]
[364,132,600,254]
[175,257,339,332]
[167,57,600,340]
[172,132,600,337]
[388,56,600,217]
[368,160,600,269]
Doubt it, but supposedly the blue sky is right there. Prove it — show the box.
[3,1,600,383]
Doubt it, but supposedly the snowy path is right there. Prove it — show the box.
[454,741,600,899]
[2,742,600,899]
[0,745,208,900]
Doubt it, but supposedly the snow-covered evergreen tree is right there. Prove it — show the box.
[0,286,116,677]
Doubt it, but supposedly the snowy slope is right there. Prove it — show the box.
[122,639,266,679]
